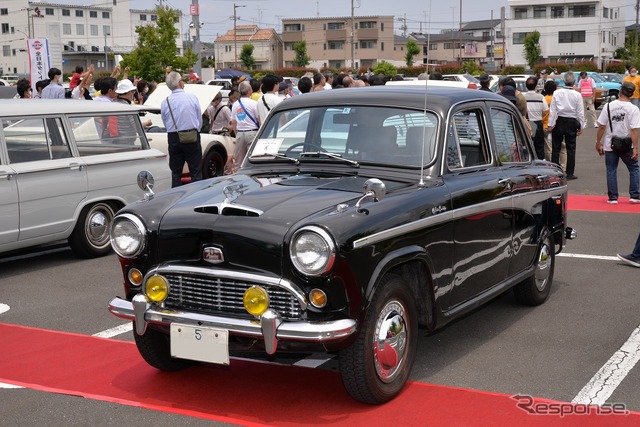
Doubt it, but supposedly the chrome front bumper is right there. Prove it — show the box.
[109,295,357,355]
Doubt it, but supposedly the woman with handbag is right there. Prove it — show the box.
[595,82,640,204]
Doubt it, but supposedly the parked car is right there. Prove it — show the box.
[556,71,618,107]
[108,86,574,405]
[442,74,480,89]
[599,72,624,84]
[489,75,531,93]
[205,78,232,103]
[140,83,236,179]
[0,100,171,258]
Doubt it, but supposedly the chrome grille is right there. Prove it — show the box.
[164,273,303,319]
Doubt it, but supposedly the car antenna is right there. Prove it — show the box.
[418,0,432,188]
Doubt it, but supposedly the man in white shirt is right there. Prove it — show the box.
[548,72,585,180]
[256,75,282,123]
[230,81,260,172]
[524,76,549,160]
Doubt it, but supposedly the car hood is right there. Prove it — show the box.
[150,173,392,271]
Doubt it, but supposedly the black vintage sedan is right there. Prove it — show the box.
[108,86,575,405]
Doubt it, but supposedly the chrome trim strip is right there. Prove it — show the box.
[148,265,309,310]
[194,202,264,216]
[352,185,567,249]
[109,296,356,342]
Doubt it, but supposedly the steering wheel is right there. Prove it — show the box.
[284,143,327,156]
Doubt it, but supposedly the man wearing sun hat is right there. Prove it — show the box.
[536,69,550,93]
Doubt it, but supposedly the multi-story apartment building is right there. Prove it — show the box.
[281,16,395,70]
[506,0,626,68]
[461,19,504,70]
[410,31,487,66]
[214,25,282,70]
[0,0,182,76]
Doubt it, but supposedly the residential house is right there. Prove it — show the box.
[214,25,282,71]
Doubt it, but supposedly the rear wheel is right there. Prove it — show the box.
[203,150,225,178]
[68,202,116,258]
[339,274,418,404]
[133,325,192,371]
[514,234,555,306]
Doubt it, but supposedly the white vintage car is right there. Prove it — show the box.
[140,83,236,179]
[0,99,171,258]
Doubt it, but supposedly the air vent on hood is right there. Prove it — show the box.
[194,202,263,217]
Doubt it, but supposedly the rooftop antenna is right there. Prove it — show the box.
[316,1,320,17]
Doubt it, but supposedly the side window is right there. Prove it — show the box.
[446,109,490,169]
[2,117,71,164]
[70,114,144,155]
[491,108,531,163]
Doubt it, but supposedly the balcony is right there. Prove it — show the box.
[282,32,303,43]
[326,29,347,40]
[357,28,379,39]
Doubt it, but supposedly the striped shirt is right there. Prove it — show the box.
[523,90,548,121]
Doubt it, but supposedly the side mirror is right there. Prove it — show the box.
[137,170,155,199]
[356,178,386,213]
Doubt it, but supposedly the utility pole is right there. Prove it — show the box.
[191,0,201,75]
[501,6,505,70]
[351,0,355,72]
[104,32,110,71]
[635,0,639,48]
[234,3,245,69]
[458,0,462,66]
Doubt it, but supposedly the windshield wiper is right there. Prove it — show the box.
[299,151,359,167]
[249,153,299,165]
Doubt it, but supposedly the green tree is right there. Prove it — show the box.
[372,61,398,77]
[523,31,542,70]
[120,6,198,82]
[404,40,421,67]
[616,31,640,68]
[293,41,311,67]
[240,44,255,69]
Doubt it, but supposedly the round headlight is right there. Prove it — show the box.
[110,214,146,258]
[290,226,336,276]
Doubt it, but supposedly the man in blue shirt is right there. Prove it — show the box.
[161,71,203,187]
[41,68,65,99]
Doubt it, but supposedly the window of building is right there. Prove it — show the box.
[62,9,70,16]
[284,42,294,51]
[90,25,98,36]
[102,12,110,19]
[381,42,384,51]
[496,30,502,38]
[603,7,609,18]
[512,32,527,45]
[151,15,157,21]
[0,8,7,15]
[514,8,527,20]
[76,10,83,17]
[140,14,147,21]
[551,6,564,18]
[429,43,437,50]
[533,6,546,18]
[46,8,54,16]
[327,22,344,30]
[103,25,110,36]
[559,31,585,43]
[568,5,595,17]
[330,61,342,68]
[360,40,375,49]
[90,11,97,18]
[482,31,491,41]
[1,23,8,34]
[328,41,344,49]
[444,42,454,49]
[76,24,84,35]
[63,24,71,35]
[92,46,99,52]
[360,21,376,29]
[284,23,302,32]
[381,22,384,31]
[2,45,10,56]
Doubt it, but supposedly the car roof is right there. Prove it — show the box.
[0,99,139,116]
[270,86,510,113]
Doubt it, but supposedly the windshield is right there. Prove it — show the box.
[251,106,438,167]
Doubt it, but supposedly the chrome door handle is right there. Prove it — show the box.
[0,172,16,180]
[69,163,84,171]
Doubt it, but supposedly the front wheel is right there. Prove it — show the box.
[203,150,225,178]
[514,234,555,306]
[68,202,116,258]
[133,325,192,371]
[339,274,418,404]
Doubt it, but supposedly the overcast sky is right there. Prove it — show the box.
[72,0,635,43]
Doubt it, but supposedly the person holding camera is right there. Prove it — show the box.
[595,81,640,204]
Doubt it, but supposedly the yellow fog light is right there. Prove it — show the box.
[145,275,169,303]
[243,286,269,316]
[309,289,327,308]
[128,269,143,286]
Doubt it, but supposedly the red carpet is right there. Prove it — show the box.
[569,195,640,213]
[1,323,639,426]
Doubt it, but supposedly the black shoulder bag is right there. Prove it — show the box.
[607,103,632,154]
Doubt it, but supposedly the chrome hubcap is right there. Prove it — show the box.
[373,299,408,383]
[534,239,552,291]
[86,206,112,246]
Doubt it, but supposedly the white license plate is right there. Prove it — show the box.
[170,323,230,365]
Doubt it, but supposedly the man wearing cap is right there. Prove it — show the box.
[478,74,491,92]
[161,71,203,187]
[278,81,293,99]
[114,79,152,127]
[548,71,585,180]
[536,69,549,93]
